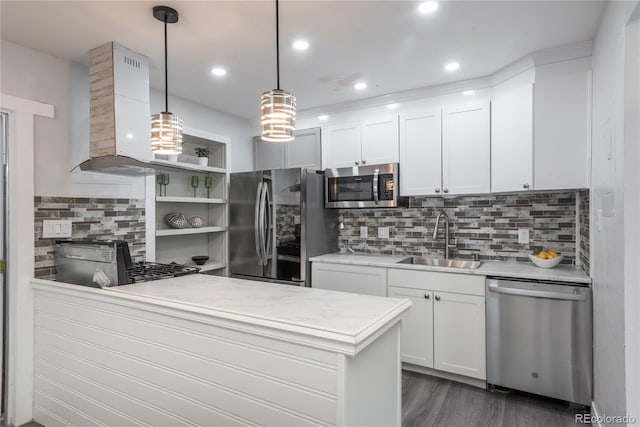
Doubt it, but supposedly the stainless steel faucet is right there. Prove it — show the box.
[432,210,455,260]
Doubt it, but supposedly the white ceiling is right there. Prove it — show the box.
[1,1,605,119]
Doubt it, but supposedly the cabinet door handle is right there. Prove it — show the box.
[362,160,367,165]
[435,295,441,301]
[523,183,530,189]
[443,189,449,194]
[424,293,430,299]
[435,189,441,194]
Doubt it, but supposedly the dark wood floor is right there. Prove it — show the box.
[402,370,585,427]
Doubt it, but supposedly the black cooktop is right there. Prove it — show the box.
[128,262,201,283]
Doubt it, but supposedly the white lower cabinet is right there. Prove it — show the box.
[387,268,486,380]
[311,263,387,297]
[388,286,434,368]
[433,291,486,379]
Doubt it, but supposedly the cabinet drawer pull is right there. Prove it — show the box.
[523,183,530,189]
[354,161,359,166]
[362,160,367,165]
[435,295,441,301]
[424,293,430,299]
[443,189,449,194]
[435,189,441,194]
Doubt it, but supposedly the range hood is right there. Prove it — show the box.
[78,42,164,176]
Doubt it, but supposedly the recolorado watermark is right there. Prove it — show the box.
[576,413,638,424]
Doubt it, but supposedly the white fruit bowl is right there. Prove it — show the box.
[528,253,564,269]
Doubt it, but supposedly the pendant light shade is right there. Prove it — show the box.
[261,0,296,142]
[261,89,296,142]
[151,5,183,155]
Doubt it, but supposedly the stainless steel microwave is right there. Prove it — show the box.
[325,163,398,208]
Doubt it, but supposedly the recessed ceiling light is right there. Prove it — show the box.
[293,39,309,50]
[354,82,367,90]
[318,114,329,121]
[463,90,475,96]
[418,1,439,14]
[445,62,460,72]
[386,103,400,110]
[211,67,227,77]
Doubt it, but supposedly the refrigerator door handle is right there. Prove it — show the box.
[262,184,272,266]
[254,182,264,265]
[258,182,268,266]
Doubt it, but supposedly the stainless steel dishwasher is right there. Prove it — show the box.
[486,277,592,406]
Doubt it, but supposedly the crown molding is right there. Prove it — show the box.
[297,76,492,120]
[296,40,593,121]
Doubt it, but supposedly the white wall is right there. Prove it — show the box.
[150,91,253,173]
[590,1,640,423]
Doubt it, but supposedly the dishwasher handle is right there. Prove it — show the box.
[488,283,586,301]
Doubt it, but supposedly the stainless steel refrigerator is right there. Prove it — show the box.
[229,168,338,286]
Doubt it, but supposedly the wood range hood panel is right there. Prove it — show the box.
[89,42,152,162]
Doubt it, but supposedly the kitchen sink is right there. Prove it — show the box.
[397,257,482,269]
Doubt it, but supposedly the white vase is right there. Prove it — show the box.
[167,154,178,162]
[197,157,208,166]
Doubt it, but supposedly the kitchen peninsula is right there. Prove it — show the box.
[31,275,410,426]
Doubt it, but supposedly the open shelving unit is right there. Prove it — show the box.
[150,128,229,275]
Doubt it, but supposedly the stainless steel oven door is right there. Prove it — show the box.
[325,163,398,208]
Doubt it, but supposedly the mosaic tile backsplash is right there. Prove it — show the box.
[578,190,590,274]
[34,196,146,279]
[339,192,588,266]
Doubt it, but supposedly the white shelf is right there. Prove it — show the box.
[156,196,226,204]
[156,226,227,237]
[152,159,226,174]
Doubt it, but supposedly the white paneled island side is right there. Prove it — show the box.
[31,275,411,426]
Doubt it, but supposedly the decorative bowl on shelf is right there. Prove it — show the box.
[189,216,205,228]
[528,253,564,269]
[165,212,188,229]
[191,255,209,266]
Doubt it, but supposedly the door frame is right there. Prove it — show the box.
[0,94,54,426]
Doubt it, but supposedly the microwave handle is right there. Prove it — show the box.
[373,168,380,205]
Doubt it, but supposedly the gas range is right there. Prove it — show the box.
[55,240,201,288]
[128,262,201,283]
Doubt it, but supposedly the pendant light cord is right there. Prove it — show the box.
[276,0,280,90]
[163,16,169,112]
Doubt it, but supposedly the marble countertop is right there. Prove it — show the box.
[309,253,591,284]
[105,274,411,351]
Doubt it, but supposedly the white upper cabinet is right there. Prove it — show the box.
[533,61,591,190]
[361,115,399,165]
[254,127,322,171]
[324,117,399,169]
[399,111,442,196]
[442,103,491,195]
[491,78,534,193]
[254,136,285,170]
[286,127,322,170]
[324,122,362,169]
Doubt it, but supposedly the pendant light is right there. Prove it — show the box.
[260,0,296,142]
[151,5,183,155]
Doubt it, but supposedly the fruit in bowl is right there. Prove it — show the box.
[529,250,564,269]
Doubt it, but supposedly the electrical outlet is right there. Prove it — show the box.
[43,220,72,238]
[518,229,530,244]
[378,227,390,239]
[360,226,368,238]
